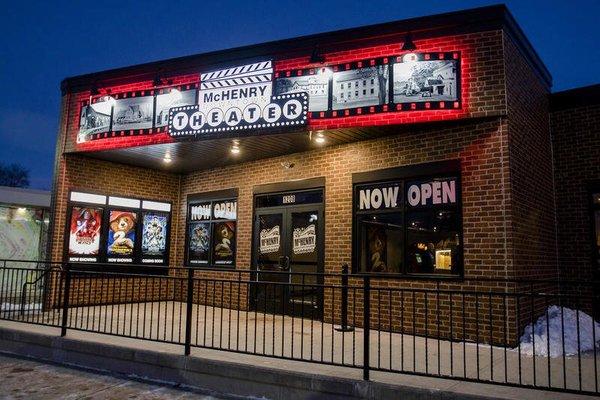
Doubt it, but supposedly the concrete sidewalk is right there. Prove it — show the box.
[5,301,597,393]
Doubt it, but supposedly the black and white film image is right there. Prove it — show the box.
[332,66,388,110]
[111,96,154,131]
[393,60,458,103]
[78,101,112,142]
[274,74,329,112]
[155,90,196,127]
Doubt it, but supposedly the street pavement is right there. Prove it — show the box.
[0,354,223,400]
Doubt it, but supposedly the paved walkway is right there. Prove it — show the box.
[2,302,598,399]
[0,353,224,399]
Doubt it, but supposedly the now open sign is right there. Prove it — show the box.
[406,178,457,207]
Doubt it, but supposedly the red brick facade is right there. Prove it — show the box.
[47,8,565,344]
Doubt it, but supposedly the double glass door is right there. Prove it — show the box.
[252,199,323,319]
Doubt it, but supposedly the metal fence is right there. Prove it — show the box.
[0,259,598,396]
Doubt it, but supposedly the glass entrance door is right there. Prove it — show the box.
[252,190,323,319]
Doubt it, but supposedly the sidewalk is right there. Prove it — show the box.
[5,301,597,392]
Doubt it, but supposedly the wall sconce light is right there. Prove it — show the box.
[401,32,417,51]
[310,45,325,64]
[231,140,240,155]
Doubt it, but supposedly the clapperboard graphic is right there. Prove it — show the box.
[168,60,308,138]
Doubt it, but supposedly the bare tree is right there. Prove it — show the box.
[0,163,30,188]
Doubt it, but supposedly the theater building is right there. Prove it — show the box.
[47,5,599,343]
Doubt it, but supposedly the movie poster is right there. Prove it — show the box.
[68,207,102,261]
[107,210,137,260]
[188,222,210,264]
[141,212,168,257]
[213,221,235,264]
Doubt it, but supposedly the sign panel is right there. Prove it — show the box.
[169,60,308,138]
[358,183,402,211]
[406,178,457,207]
[68,207,103,262]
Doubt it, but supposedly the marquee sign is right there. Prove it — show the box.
[77,52,461,144]
[168,60,308,139]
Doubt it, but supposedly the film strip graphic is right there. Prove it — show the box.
[200,60,272,88]
[79,83,199,141]
[275,52,461,119]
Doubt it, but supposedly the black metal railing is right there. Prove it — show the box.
[0,259,598,396]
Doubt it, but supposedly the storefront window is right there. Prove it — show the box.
[65,191,171,267]
[405,209,460,275]
[0,205,49,261]
[353,164,462,277]
[357,213,403,273]
[186,198,237,267]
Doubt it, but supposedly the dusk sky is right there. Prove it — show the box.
[1,0,598,190]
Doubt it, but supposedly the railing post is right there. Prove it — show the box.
[363,274,370,381]
[60,263,71,337]
[184,267,194,356]
[336,264,354,332]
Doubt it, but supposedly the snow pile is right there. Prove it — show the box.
[518,305,600,357]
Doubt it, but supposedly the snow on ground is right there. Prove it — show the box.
[518,305,600,357]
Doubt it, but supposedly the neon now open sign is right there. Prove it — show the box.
[168,60,308,138]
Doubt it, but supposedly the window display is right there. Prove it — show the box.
[106,210,137,262]
[141,211,169,263]
[65,191,171,266]
[353,163,462,277]
[67,206,103,262]
[186,198,237,267]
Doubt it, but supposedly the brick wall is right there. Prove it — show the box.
[552,101,600,282]
[503,33,557,281]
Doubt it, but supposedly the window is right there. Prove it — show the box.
[363,80,366,86]
[363,89,367,95]
[340,93,344,99]
[370,88,374,94]
[65,191,171,268]
[353,162,462,277]
[341,83,344,89]
[371,78,375,85]
[186,198,237,267]
[355,90,359,96]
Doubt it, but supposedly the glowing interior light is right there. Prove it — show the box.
[163,152,172,163]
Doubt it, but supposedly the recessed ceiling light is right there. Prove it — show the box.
[231,140,240,155]
[315,131,325,144]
